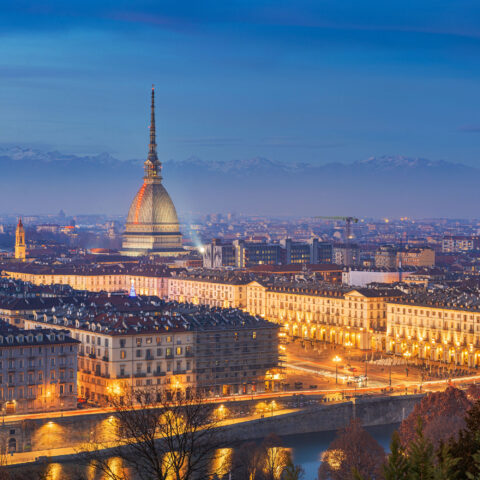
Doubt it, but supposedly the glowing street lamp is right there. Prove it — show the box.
[403,351,412,377]
[333,355,342,384]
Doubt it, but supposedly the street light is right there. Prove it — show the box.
[333,355,342,384]
[404,351,412,378]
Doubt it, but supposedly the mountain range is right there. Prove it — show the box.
[0,146,477,218]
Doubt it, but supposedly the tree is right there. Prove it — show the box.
[382,430,409,480]
[317,419,385,480]
[399,386,471,449]
[233,435,301,480]
[261,434,291,480]
[281,456,305,480]
[407,419,436,480]
[447,400,480,478]
[466,451,480,480]
[233,441,264,480]
[84,387,223,480]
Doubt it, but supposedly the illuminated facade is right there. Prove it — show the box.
[14,219,26,261]
[246,281,401,350]
[2,264,169,297]
[24,315,194,404]
[386,299,480,367]
[121,88,184,257]
[167,270,250,309]
[23,299,280,403]
[0,320,78,414]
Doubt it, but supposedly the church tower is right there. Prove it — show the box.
[15,218,26,261]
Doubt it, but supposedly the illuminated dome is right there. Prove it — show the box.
[126,182,179,226]
[121,87,185,257]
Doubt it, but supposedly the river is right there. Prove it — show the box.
[10,423,399,479]
[283,423,399,479]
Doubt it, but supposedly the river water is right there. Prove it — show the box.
[12,423,399,480]
[282,423,399,479]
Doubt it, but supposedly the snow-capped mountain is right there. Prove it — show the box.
[0,147,478,217]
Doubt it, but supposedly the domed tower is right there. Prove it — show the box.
[122,87,184,257]
[15,218,26,261]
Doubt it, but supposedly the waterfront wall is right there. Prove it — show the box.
[5,394,423,459]
[217,394,422,443]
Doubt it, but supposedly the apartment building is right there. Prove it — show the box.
[202,238,333,268]
[375,245,435,268]
[1,263,170,297]
[442,235,480,253]
[167,270,251,309]
[397,247,435,267]
[246,280,402,350]
[0,320,78,414]
[20,295,280,403]
[386,290,480,367]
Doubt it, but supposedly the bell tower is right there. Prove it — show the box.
[15,218,26,261]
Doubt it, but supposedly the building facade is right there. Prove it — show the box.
[203,238,333,268]
[246,281,401,350]
[0,320,78,414]
[21,297,280,403]
[397,247,435,267]
[442,236,480,253]
[1,263,170,297]
[386,295,480,367]
[167,270,250,309]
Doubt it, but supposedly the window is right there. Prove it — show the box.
[252,332,257,339]
[176,347,182,356]
[136,350,142,358]
[146,338,152,344]
[157,348,162,357]
[136,338,142,347]
[120,339,126,348]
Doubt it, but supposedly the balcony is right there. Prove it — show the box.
[134,372,146,378]
[166,354,174,359]
[173,370,186,375]
[88,353,96,359]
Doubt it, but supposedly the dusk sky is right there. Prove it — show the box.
[2,1,480,166]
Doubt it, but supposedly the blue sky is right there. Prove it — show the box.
[2,1,480,165]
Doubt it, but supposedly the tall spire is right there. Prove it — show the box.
[145,85,161,180]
